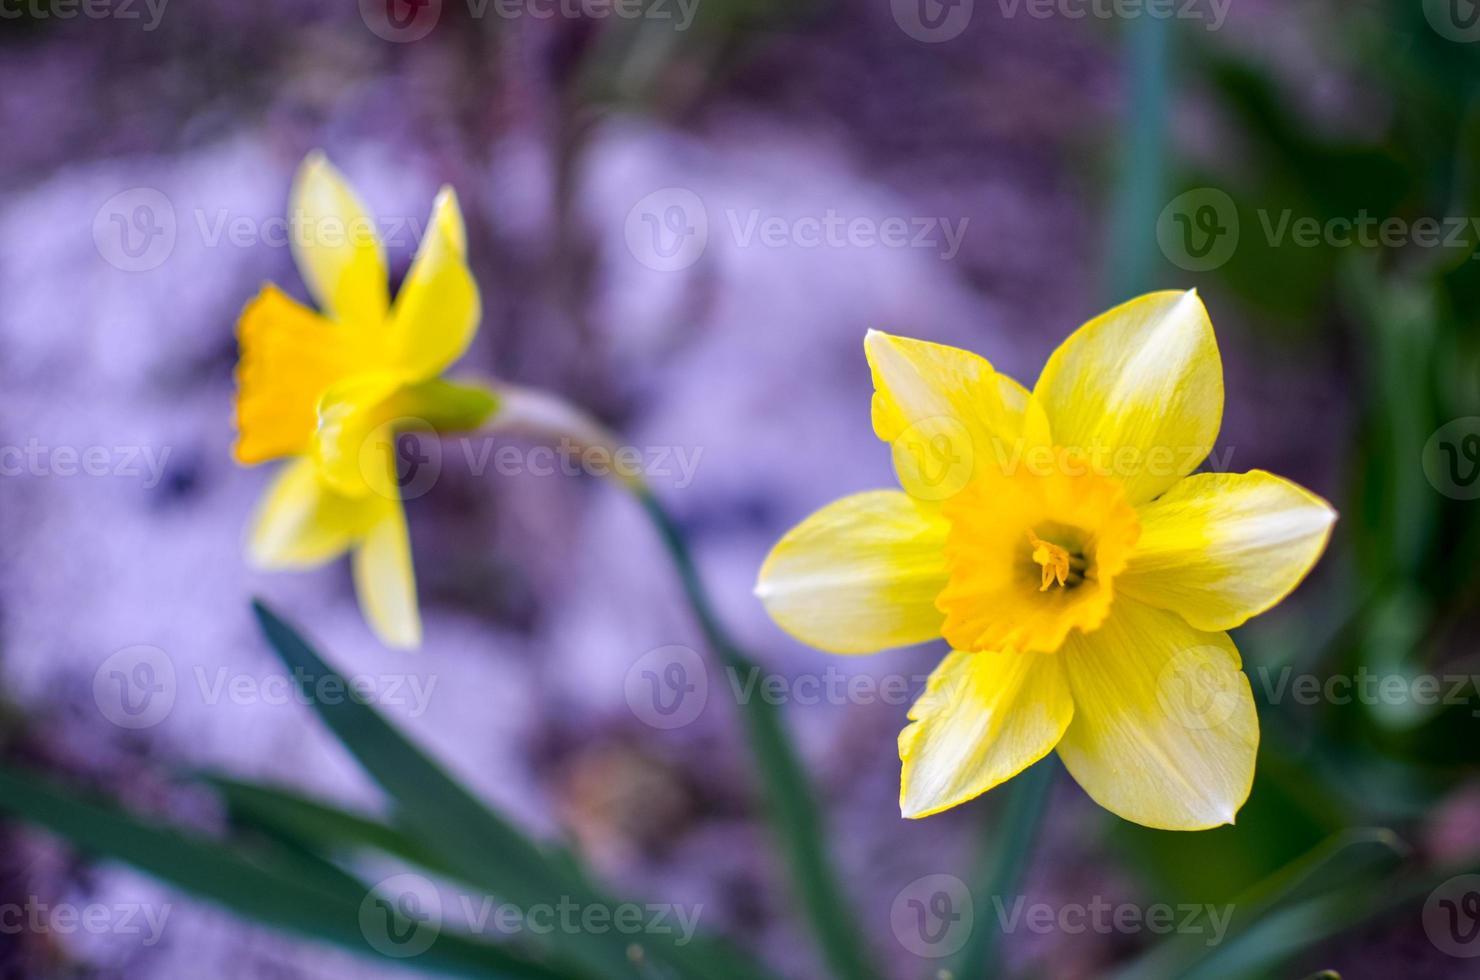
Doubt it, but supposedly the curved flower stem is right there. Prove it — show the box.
[632,484,882,980]
[473,383,878,978]
[482,382,633,469]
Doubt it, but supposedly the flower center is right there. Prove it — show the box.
[1027,530,1085,591]
[934,450,1141,654]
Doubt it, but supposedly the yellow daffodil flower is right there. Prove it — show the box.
[755,290,1336,830]
[233,153,495,649]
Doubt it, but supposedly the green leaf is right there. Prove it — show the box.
[251,599,767,980]
[1202,857,1480,979]
[944,757,1057,980]
[0,764,578,980]
[202,773,453,874]
[1112,828,1406,980]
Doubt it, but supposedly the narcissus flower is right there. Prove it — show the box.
[755,291,1335,830]
[234,153,495,649]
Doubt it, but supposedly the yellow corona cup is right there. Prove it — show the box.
[755,291,1336,830]
[233,153,494,649]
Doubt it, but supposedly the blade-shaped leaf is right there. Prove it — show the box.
[1112,828,1407,980]
[0,765,580,980]
[251,599,769,980]
[203,773,451,874]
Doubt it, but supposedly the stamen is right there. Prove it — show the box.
[1028,531,1085,591]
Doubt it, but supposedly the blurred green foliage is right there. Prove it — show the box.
[1111,3,1480,974]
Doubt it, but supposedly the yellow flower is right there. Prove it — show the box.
[754,291,1336,830]
[233,153,494,649]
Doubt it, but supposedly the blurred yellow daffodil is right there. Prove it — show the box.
[755,291,1336,830]
[233,153,494,649]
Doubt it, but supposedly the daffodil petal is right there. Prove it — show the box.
[1118,471,1337,631]
[755,490,949,655]
[1056,597,1258,831]
[353,492,421,650]
[234,284,363,464]
[314,375,499,499]
[388,187,480,380]
[289,153,389,332]
[900,649,1073,818]
[1033,290,1222,504]
[313,373,407,498]
[866,331,1048,502]
[246,458,375,568]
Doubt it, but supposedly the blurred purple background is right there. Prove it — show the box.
[0,1,1373,977]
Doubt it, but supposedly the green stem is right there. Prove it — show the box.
[945,757,1057,980]
[1105,14,1172,300]
[633,485,881,980]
